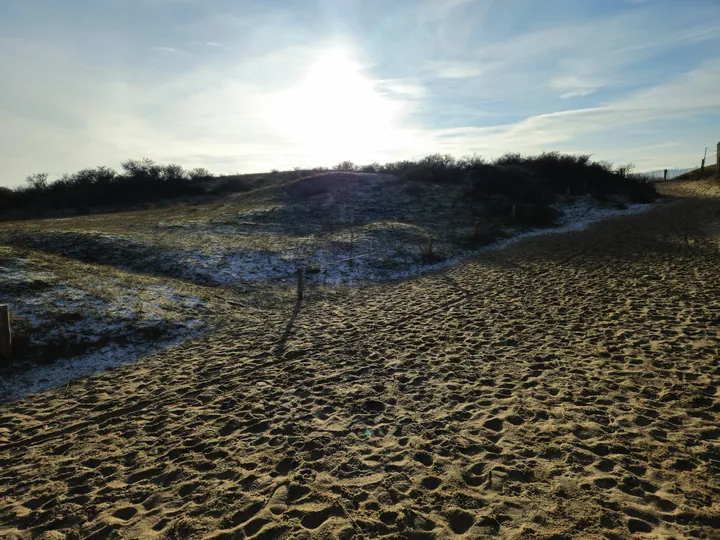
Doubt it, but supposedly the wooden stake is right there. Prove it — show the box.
[663,169,668,181]
[296,268,304,302]
[0,305,11,362]
[425,237,433,257]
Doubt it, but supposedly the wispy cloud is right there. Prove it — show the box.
[428,61,486,79]
[378,79,427,99]
[549,76,601,99]
[417,58,720,163]
[153,46,185,54]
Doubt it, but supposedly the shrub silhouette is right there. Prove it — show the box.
[1,151,657,221]
[2,159,206,220]
[333,160,358,172]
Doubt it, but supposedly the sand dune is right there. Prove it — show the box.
[0,180,718,538]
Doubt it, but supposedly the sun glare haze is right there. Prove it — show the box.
[266,47,411,165]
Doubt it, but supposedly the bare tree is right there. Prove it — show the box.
[25,173,49,190]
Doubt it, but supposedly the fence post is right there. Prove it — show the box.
[663,169,668,181]
[424,237,434,258]
[0,305,11,362]
[296,268,304,302]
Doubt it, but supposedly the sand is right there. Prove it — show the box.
[0,180,718,539]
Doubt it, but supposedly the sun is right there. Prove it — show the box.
[266,48,404,165]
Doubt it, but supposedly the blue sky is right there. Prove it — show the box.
[1,0,719,186]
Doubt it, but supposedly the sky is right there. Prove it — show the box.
[1,0,719,186]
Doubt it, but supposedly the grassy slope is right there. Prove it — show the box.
[675,162,718,181]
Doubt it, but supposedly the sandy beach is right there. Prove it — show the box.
[1,179,718,539]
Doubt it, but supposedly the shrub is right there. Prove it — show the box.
[3,151,657,220]
[625,177,658,203]
[469,164,537,201]
[215,178,252,193]
[494,153,523,166]
[25,173,49,190]
[401,166,435,184]
[457,154,486,172]
[359,162,381,173]
[418,154,464,183]
[333,161,358,172]
[377,160,416,177]
[188,168,212,182]
[515,203,561,228]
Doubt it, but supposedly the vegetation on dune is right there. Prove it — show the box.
[0,159,212,220]
[675,162,718,182]
[0,152,658,221]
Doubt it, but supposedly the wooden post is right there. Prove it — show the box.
[701,158,705,173]
[511,204,517,221]
[296,268,303,302]
[0,305,11,362]
[663,169,668,181]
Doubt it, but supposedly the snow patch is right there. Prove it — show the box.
[0,255,210,402]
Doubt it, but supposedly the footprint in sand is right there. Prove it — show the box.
[412,451,434,467]
[446,509,475,534]
[268,484,288,515]
[112,506,138,520]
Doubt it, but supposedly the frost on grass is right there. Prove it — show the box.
[0,251,207,401]
[1,192,658,289]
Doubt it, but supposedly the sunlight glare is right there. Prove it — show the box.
[266,48,406,165]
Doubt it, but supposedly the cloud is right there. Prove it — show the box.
[427,9,720,103]
[549,76,600,99]
[153,46,185,54]
[428,61,486,79]
[206,42,229,50]
[377,79,427,98]
[415,58,720,162]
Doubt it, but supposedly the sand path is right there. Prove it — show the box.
[1,181,718,539]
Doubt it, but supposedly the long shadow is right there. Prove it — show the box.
[274,296,302,357]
